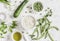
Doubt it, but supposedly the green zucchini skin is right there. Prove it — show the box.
[0,0,9,5]
[13,0,28,18]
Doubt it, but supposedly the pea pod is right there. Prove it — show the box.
[13,0,28,18]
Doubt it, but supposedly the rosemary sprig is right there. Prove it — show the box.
[9,21,17,32]
[0,22,7,38]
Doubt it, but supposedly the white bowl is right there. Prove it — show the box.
[21,15,36,30]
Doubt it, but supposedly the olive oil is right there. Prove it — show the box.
[13,32,22,41]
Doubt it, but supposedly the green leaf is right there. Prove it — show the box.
[0,22,7,38]
[3,31,7,34]
[0,36,4,38]
[30,35,35,38]
[9,28,12,32]
[9,21,17,32]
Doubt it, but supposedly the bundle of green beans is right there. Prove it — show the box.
[30,9,59,41]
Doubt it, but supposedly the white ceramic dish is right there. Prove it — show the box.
[21,15,36,30]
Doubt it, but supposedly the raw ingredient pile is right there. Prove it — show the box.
[0,0,59,41]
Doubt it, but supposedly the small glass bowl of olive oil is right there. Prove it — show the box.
[12,30,22,41]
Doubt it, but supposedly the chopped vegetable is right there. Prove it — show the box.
[33,2,43,12]
[13,32,22,41]
[13,0,28,18]
[9,21,17,32]
[0,0,9,5]
[0,22,7,38]
[30,8,59,41]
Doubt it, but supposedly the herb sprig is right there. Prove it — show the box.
[0,21,17,38]
[9,21,17,32]
[0,22,7,38]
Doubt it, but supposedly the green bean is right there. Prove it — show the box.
[48,32,54,41]
[13,0,28,18]
[48,26,59,31]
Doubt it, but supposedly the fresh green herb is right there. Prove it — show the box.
[0,0,9,5]
[13,0,28,18]
[30,8,59,41]
[0,22,7,38]
[9,21,17,32]
[33,2,43,12]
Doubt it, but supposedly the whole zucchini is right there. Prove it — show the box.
[13,0,28,18]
